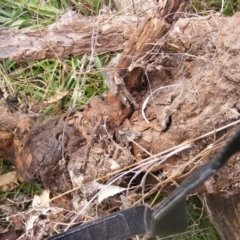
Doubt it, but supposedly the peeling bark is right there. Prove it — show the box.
[205,194,240,240]
[0,0,192,192]
[116,0,189,92]
[0,12,141,61]
[0,94,132,192]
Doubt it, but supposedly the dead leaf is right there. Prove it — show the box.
[0,230,17,240]
[32,189,50,208]
[0,171,19,191]
[98,185,126,203]
[31,90,69,112]
[81,181,126,203]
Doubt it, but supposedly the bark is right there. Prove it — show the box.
[0,12,140,61]
[116,0,189,92]
[0,94,132,192]
[205,194,240,240]
[0,0,191,192]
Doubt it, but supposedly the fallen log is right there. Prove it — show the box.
[0,12,141,61]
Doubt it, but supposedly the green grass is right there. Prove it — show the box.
[0,56,108,113]
[166,196,219,240]
[0,0,110,111]
[0,0,111,30]
[146,192,219,240]
[0,0,64,30]
[0,158,43,202]
[0,0,109,214]
[188,0,240,15]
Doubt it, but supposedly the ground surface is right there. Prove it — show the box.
[1,2,240,239]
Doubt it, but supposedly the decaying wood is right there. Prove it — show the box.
[0,99,33,160]
[0,0,190,191]
[104,0,189,109]
[0,94,132,192]
[127,12,240,189]
[0,12,140,61]
[205,194,240,240]
[0,0,198,64]
[0,0,154,63]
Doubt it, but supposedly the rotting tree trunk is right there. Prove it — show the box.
[0,0,192,192]
[205,194,240,240]
[1,1,240,239]
[116,0,188,93]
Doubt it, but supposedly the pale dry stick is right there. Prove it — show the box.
[25,119,240,215]
[74,11,101,102]
[90,10,101,64]
[135,119,240,169]
[125,134,172,192]
[147,139,229,209]
[168,52,214,64]
[81,116,102,171]
[146,140,228,210]
[173,139,226,181]
[128,136,153,157]
[144,70,158,123]
[140,144,192,202]
[142,84,183,123]
[102,116,145,157]
[71,54,88,107]
[0,64,15,93]
[220,0,226,13]
[6,198,32,205]
[128,134,187,192]
[133,179,164,207]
